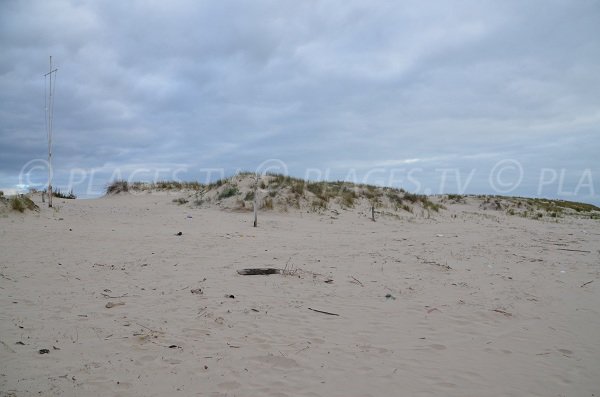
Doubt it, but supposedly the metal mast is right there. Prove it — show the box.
[44,56,58,207]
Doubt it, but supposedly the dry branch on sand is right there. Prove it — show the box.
[237,268,282,275]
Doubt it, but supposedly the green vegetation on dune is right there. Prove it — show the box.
[106,180,203,194]
[53,189,77,199]
[155,181,202,190]
[446,194,465,203]
[243,191,255,201]
[473,194,600,220]
[107,180,130,194]
[103,174,447,215]
[9,195,39,212]
[339,188,357,208]
[103,174,598,219]
[217,186,239,200]
[531,198,599,213]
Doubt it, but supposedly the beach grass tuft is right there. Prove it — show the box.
[10,195,39,212]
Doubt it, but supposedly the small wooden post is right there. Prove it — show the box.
[253,198,258,227]
[253,173,258,227]
[371,205,375,222]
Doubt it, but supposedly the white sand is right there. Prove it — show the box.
[1,192,599,396]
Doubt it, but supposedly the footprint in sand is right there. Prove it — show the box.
[218,381,241,390]
[251,355,299,369]
[135,355,157,365]
[430,344,447,350]
[557,348,573,356]
[116,381,133,389]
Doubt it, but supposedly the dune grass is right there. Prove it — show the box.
[106,180,130,194]
[217,186,239,200]
[473,195,600,219]
[10,196,39,212]
[53,189,77,199]
[106,180,204,194]
[103,173,598,219]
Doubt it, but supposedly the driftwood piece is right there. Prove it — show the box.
[492,309,512,317]
[557,248,591,253]
[237,268,282,276]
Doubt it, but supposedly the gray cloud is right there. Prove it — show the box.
[1,0,599,202]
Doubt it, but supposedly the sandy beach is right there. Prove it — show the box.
[1,185,599,396]
[2,1,599,395]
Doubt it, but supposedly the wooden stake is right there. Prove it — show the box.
[253,199,257,227]
[253,173,258,227]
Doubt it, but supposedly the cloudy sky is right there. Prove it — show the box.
[1,0,599,203]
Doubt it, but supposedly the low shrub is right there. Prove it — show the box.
[310,198,327,211]
[387,192,403,207]
[403,192,424,204]
[291,181,305,196]
[340,189,356,208]
[106,180,129,194]
[306,182,324,198]
[53,189,76,199]
[207,178,227,190]
[423,200,444,212]
[262,197,273,210]
[10,196,39,212]
[217,186,239,200]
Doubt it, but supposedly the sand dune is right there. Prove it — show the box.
[1,186,599,396]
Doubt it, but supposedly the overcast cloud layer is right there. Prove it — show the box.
[1,0,599,203]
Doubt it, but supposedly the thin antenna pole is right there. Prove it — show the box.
[44,56,58,208]
[48,56,52,207]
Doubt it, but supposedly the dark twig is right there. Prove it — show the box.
[581,280,594,287]
[101,293,129,299]
[492,309,512,317]
[557,248,591,253]
[308,307,339,316]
